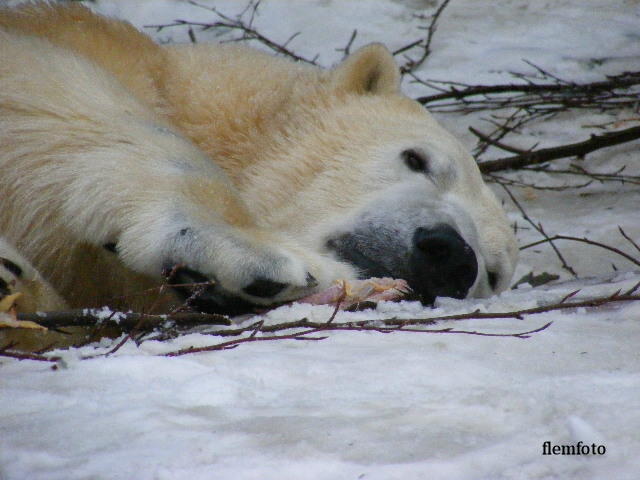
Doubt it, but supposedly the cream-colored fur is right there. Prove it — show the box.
[0,3,517,314]
[0,238,66,312]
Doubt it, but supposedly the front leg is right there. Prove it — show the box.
[89,165,353,313]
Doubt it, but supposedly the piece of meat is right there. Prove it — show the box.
[298,278,409,309]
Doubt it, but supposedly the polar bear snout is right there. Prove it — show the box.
[326,220,481,305]
[409,225,478,304]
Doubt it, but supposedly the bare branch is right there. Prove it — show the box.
[485,172,593,191]
[520,234,640,268]
[160,291,640,357]
[521,163,640,186]
[417,71,640,106]
[16,310,230,331]
[145,1,319,65]
[619,226,640,255]
[0,342,61,363]
[401,0,453,73]
[164,328,322,357]
[499,183,577,276]
[5,290,640,361]
[478,126,640,173]
[469,126,529,154]
[336,29,358,60]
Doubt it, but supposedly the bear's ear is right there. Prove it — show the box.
[331,43,401,95]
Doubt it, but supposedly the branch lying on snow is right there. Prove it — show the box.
[415,69,640,171]
[416,70,640,111]
[520,231,640,268]
[0,342,62,363]
[520,164,640,187]
[161,289,640,357]
[16,309,230,331]
[2,288,639,362]
[477,125,640,173]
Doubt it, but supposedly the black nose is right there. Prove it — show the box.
[409,224,478,303]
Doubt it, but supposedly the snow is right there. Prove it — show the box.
[89,306,127,324]
[1,0,639,479]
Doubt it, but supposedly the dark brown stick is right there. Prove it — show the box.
[469,126,529,154]
[16,310,230,331]
[478,126,640,173]
[0,344,61,363]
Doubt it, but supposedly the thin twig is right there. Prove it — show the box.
[486,172,593,191]
[520,234,640,268]
[619,226,640,255]
[521,164,640,186]
[470,126,529,154]
[499,183,577,276]
[146,1,319,65]
[164,328,324,357]
[401,0,452,73]
[336,29,358,60]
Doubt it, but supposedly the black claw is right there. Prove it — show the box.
[306,272,318,288]
[0,277,11,297]
[164,264,256,315]
[242,277,287,298]
[0,257,23,278]
[103,242,118,254]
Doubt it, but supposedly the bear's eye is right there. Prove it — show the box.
[402,149,429,173]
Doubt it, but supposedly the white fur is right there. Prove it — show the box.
[0,5,517,312]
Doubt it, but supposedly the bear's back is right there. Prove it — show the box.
[0,3,166,110]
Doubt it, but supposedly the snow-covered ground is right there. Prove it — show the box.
[1,1,639,479]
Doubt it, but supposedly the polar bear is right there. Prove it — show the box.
[0,3,517,315]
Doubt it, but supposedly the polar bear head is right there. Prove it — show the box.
[168,43,518,304]
[245,45,516,302]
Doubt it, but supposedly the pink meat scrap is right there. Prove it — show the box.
[298,278,409,309]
